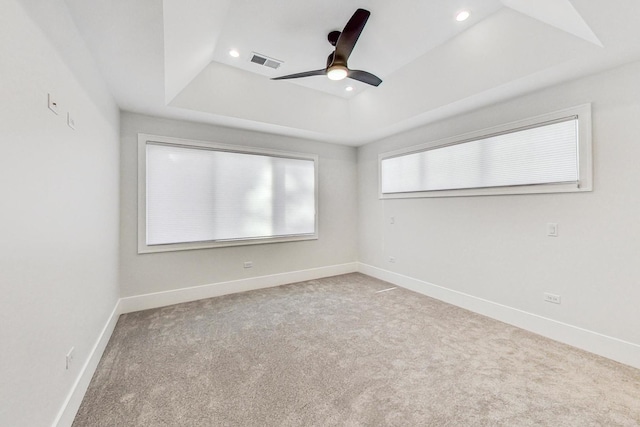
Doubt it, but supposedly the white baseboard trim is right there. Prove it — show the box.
[52,261,636,427]
[120,262,359,314]
[51,262,357,426]
[358,263,640,370]
[52,300,123,427]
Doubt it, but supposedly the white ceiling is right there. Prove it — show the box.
[210,0,504,98]
[63,0,640,145]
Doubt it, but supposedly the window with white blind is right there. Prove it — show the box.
[379,105,592,198]
[138,134,318,253]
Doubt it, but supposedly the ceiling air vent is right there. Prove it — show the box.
[250,52,283,70]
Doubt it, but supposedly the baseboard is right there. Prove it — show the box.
[358,263,640,370]
[52,300,123,427]
[50,262,357,426]
[120,262,359,314]
[53,261,636,427]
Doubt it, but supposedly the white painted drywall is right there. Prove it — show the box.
[0,1,120,426]
[358,60,640,349]
[163,0,231,103]
[170,62,353,137]
[120,112,358,297]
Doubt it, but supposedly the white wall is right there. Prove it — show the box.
[3,0,639,424]
[358,60,640,366]
[120,112,358,298]
[0,1,120,426]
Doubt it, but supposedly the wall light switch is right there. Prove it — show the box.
[390,216,395,224]
[547,223,558,237]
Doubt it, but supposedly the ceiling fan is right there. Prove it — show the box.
[272,8,382,87]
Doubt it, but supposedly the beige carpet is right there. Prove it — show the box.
[73,273,640,426]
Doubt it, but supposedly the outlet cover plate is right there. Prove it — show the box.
[66,347,75,370]
[67,112,76,130]
[544,293,561,304]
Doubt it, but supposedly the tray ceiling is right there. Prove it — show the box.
[62,0,640,145]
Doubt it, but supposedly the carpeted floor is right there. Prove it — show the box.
[73,273,640,426]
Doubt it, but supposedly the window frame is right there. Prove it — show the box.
[378,104,593,199]
[138,133,319,254]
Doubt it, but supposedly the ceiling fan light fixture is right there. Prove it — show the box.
[327,65,348,81]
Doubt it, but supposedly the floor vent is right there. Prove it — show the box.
[250,52,283,70]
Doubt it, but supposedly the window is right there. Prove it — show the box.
[138,134,317,253]
[379,104,592,198]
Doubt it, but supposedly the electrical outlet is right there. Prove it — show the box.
[390,216,395,224]
[243,261,253,269]
[388,256,396,263]
[66,347,75,370]
[48,93,59,115]
[544,293,561,304]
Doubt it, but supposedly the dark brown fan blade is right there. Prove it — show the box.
[332,9,370,65]
[348,70,382,87]
[271,69,326,80]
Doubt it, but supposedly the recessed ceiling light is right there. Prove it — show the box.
[345,86,354,92]
[456,10,470,22]
[229,49,240,58]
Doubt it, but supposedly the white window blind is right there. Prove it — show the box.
[144,141,316,249]
[381,117,579,194]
